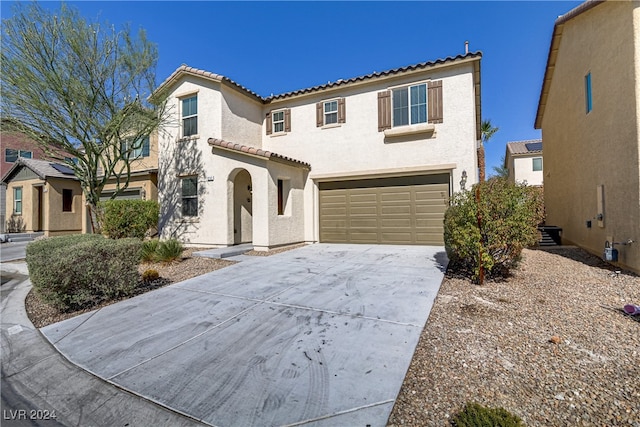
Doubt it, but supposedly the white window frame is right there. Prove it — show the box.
[392,82,428,127]
[272,110,285,134]
[13,187,23,215]
[324,100,338,125]
[121,136,149,159]
[532,157,543,172]
[182,95,198,137]
[5,149,33,163]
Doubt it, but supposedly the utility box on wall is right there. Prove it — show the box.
[603,241,618,262]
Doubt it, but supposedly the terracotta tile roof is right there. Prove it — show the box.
[155,65,263,102]
[506,139,543,155]
[2,158,78,184]
[266,52,482,102]
[156,52,482,104]
[208,138,311,169]
[535,0,605,129]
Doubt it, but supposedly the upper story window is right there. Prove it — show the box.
[393,83,427,127]
[5,149,32,163]
[316,98,346,127]
[378,81,441,133]
[273,110,285,133]
[121,136,150,159]
[532,157,543,172]
[182,95,198,137]
[324,101,338,125]
[585,72,592,114]
[266,109,291,135]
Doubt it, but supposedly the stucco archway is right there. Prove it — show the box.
[229,168,253,245]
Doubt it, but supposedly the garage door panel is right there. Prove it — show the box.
[319,174,449,245]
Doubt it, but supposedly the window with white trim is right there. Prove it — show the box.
[121,136,150,159]
[532,157,543,172]
[5,149,32,163]
[181,176,198,217]
[182,95,198,137]
[13,187,22,214]
[272,110,285,133]
[392,83,427,127]
[324,100,338,125]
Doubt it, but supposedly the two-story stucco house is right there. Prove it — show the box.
[504,139,544,186]
[156,51,482,250]
[535,0,640,273]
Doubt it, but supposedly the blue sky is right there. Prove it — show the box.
[2,1,582,174]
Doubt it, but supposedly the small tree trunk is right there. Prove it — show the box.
[477,145,486,182]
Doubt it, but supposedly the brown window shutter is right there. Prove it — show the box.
[316,102,323,127]
[266,111,272,135]
[377,91,391,131]
[284,108,291,132]
[428,80,443,124]
[338,98,346,124]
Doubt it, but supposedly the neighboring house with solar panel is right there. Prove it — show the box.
[1,158,83,236]
[535,0,640,273]
[504,139,543,186]
[154,51,482,249]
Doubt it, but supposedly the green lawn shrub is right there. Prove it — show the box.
[140,239,160,262]
[451,402,523,427]
[99,199,159,239]
[139,238,183,263]
[154,239,183,263]
[444,177,544,282]
[26,234,142,311]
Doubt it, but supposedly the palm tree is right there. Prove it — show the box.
[478,119,499,182]
[492,155,509,178]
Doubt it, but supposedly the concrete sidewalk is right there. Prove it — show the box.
[0,263,206,427]
[41,244,447,427]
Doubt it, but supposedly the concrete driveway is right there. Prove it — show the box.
[41,244,447,427]
[0,241,29,263]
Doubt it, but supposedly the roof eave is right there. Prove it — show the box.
[265,52,483,104]
[535,0,606,129]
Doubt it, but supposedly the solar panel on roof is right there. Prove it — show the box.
[525,142,543,152]
[51,163,75,175]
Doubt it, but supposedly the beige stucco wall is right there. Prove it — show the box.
[541,0,640,273]
[509,155,543,186]
[158,58,479,248]
[5,177,82,236]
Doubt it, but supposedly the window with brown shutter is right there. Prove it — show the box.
[316,103,323,127]
[284,108,291,132]
[266,111,272,135]
[338,98,346,123]
[378,90,391,131]
[428,80,443,124]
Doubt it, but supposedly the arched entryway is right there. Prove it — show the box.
[231,169,253,244]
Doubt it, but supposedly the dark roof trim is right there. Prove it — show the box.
[156,52,482,105]
[534,0,605,129]
[208,138,311,169]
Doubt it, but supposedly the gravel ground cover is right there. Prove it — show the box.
[25,244,306,328]
[388,247,640,426]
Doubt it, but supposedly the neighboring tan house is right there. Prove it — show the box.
[1,158,83,236]
[535,0,640,273]
[504,139,543,186]
[155,51,482,249]
[0,127,73,232]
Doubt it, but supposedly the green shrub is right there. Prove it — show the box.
[99,199,159,239]
[154,239,183,263]
[141,269,159,282]
[452,402,523,427]
[444,178,544,282]
[140,239,160,262]
[26,234,142,311]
